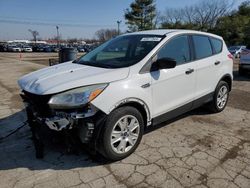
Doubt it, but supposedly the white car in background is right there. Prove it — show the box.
[228,45,246,58]
[239,48,250,75]
[8,45,22,52]
[18,29,233,161]
[22,46,33,52]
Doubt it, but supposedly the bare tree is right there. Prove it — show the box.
[153,10,161,29]
[161,0,234,31]
[182,6,197,24]
[161,8,183,24]
[28,29,39,43]
[95,29,118,42]
[193,0,234,30]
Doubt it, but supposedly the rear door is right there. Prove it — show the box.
[192,35,222,100]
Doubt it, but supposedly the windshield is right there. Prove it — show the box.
[74,34,164,68]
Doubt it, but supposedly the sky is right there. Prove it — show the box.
[0,0,246,41]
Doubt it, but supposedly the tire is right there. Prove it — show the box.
[100,106,144,161]
[208,81,229,113]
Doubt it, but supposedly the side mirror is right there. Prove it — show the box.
[151,57,177,71]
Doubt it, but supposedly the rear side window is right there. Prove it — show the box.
[211,38,223,54]
[158,35,191,65]
[192,35,213,59]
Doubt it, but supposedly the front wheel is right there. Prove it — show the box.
[100,106,144,161]
[208,81,229,113]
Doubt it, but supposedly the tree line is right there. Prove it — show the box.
[125,0,250,47]
[95,0,250,47]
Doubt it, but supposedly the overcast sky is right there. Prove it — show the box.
[0,0,246,41]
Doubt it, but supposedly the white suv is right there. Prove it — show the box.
[18,30,233,161]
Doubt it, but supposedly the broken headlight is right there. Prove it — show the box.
[48,84,108,109]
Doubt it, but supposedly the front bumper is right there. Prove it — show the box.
[20,91,102,143]
[32,109,97,131]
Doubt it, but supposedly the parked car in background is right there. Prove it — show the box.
[228,45,246,58]
[43,46,53,52]
[32,45,43,52]
[239,48,250,75]
[22,46,33,52]
[87,45,98,52]
[0,44,7,52]
[77,46,85,52]
[51,46,59,52]
[8,45,22,52]
[18,30,233,161]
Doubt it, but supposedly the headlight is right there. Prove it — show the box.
[48,84,108,109]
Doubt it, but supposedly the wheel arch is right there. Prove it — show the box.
[219,74,233,91]
[109,98,151,127]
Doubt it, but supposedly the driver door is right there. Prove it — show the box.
[151,35,196,120]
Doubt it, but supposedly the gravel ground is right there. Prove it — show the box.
[0,53,250,188]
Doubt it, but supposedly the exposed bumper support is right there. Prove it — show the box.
[33,109,97,132]
[44,117,71,131]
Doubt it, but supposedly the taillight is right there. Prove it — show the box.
[228,54,234,59]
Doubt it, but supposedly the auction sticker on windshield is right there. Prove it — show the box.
[141,37,162,42]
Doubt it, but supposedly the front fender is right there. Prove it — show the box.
[91,74,152,125]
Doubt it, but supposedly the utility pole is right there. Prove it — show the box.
[56,26,60,48]
[117,20,122,35]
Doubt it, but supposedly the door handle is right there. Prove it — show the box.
[185,68,194,75]
[141,83,150,88]
[214,61,221,65]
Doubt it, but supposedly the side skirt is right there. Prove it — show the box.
[151,92,214,126]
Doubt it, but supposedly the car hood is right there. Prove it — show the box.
[18,61,129,95]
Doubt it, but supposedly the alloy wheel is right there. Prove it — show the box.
[110,115,140,154]
[217,85,228,109]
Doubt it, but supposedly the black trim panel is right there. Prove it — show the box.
[152,92,214,126]
[192,92,214,109]
[152,102,192,126]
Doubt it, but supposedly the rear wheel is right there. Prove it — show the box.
[100,106,144,161]
[208,81,229,113]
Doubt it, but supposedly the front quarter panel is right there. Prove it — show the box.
[91,73,152,122]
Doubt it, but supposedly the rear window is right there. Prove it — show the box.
[211,38,223,54]
[193,35,213,59]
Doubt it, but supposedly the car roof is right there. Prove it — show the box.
[123,29,222,39]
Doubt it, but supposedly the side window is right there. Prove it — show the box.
[211,38,223,54]
[193,35,213,59]
[157,35,191,65]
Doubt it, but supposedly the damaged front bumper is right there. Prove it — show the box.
[20,91,103,143]
[35,109,97,131]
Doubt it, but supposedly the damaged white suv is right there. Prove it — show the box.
[18,30,233,161]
